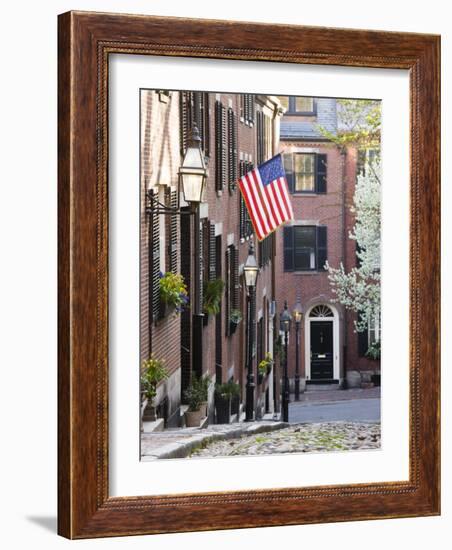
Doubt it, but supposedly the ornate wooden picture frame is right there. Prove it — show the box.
[58,11,440,539]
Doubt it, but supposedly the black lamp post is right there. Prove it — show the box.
[244,241,259,422]
[178,124,208,377]
[280,301,292,422]
[293,295,303,401]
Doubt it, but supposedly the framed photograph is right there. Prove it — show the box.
[58,11,440,538]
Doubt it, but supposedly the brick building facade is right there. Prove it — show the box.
[140,90,283,426]
[276,96,381,391]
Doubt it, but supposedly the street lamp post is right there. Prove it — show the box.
[244,241,259,422]
[280,301,292,422]
[178,124,208,378]
[293,295,303,401]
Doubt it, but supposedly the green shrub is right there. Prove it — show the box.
[140,356,168,404]
[203,279,224,315]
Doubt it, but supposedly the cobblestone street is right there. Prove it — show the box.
[141,388,381,460]
[189,422,380,458]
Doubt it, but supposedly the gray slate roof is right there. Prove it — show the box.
[280,98,337,140]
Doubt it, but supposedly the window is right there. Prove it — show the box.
[357,312,381,357]
[368,312,381,345]
[283,153,327,194]
[310,305,333,318]
[283,225,328,272]
[258,233,273,268]
[240,94,255,125]
[295,97,314,113]
[277,96,316,115]
[294,153,315,192]
[180,91,210,157]
[294,227,316,270]
[278,96,289,111]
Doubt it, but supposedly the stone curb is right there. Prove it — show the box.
[142,422,289,460]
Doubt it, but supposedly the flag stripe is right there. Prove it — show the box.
[252,170,276,232]
[279,177,294,218]
[273,179,289,221]
[239,175,265,240]
[264,184,283,226]
[245,173,270,236]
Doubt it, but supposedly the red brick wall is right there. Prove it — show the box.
[200,93,275,407]
[275,141,380,385]
[276,142,345,382]
[141,91,279,422]
[140,91,182,423]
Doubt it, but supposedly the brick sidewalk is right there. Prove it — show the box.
[141,420,287,460]
[295,386,380,405]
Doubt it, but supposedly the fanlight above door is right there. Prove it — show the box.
[309,305,333,318]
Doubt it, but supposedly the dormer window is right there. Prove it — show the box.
[278,96,316,115]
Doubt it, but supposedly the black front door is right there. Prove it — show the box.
[310,321,334,380]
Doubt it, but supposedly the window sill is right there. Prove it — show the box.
[286,270,328,275]
[285,111,317,117]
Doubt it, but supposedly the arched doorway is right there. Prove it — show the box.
[304,304,340,383]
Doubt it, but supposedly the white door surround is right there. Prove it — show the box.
[304,303,340,381]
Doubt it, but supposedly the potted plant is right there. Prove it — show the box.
[229,309,243,334]
[257,352,273,384]
[227,380,241,416]
[140,356,168,421]
[159,271,189,317]
[202,279,224,317]
[214,383,232,424]
[183,374,211,427]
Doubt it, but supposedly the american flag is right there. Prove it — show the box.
[238,154,294,241]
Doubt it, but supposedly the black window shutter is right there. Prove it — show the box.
[169,190,178,273]
[209,222,216,281]
[358,323,369,357]
[225,247,231,336]
[203,92,210,157]
[215,100,227,191]
[256,111,262,164]
[151,208,160,320]
[227,108,238,193]
[196,92,210,156]
[316,154,327,194]
[239,160,245,239]
[231,245,239,311]
[283,153,294,193]
[221,104,227,189]
[180,92,190,155]
[193,92,202,139]
[316,225,328,270]
[283,226,294,272]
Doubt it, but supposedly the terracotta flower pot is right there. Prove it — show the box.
[184,409,204,427]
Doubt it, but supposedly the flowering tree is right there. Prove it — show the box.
[325,161,381,332]
[316,98,381,334]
